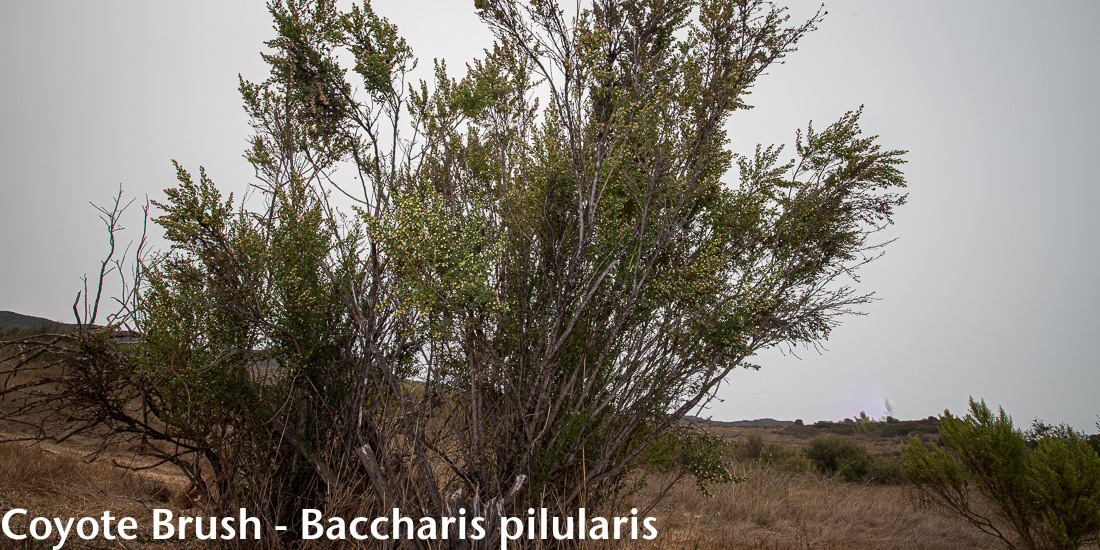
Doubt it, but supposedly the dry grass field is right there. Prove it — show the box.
[627,464,990,549]
[0,441,196,549]
[0,346,1076,550]
[0,425,1015,550]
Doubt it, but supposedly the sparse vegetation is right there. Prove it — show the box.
[810,416,939,437]
[1,322,60,342]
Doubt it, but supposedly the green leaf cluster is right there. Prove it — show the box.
[644,426,744,497]
[137,162,366,520]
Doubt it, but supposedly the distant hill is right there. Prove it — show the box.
[0,310,75,332]
[682,415,795,428]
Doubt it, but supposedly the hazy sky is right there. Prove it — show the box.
[2,1,1097,430]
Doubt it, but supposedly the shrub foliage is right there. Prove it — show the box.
[902,398,1100,549]
[1,0,907,546]
[803,435,901,484]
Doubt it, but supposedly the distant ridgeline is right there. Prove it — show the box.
[0,310,77,334]
[681,415,796,428]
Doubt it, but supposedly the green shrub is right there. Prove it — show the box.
[867,455,905,484]
[647,428,742,497]
[760,442,791,463]
[811,420,857,435]
[729,434,765,461]
[726,436,811,473]
[1088,433,1100,457]
[902,398,1100,549]
[856,411,875,435]
[761,443,813,474]
[1028,435,1100,548]
[803,435,900,483]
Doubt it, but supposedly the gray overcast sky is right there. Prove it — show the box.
[2,1,1098,430]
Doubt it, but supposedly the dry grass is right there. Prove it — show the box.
[622,462,992,549]
[3,351,999,548]
[0,441,998,549]
[0,368,1034,550]
[706,425,939,462]
[0,442,196,549]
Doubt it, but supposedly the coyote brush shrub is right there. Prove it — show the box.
[902,398,1100,549]
[804,436,902,484]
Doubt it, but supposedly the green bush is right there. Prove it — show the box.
[726,436,811,473]
[803,435,901,483]
[1028,435,1100,548]
[811,420,857,435]
[646,428,742,497]
[761,443,813,474]
[760,442,791,464]
[865,454,905,484]
[811,416,938,438]
[902,398,1100,549]
[729,434,765,461]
